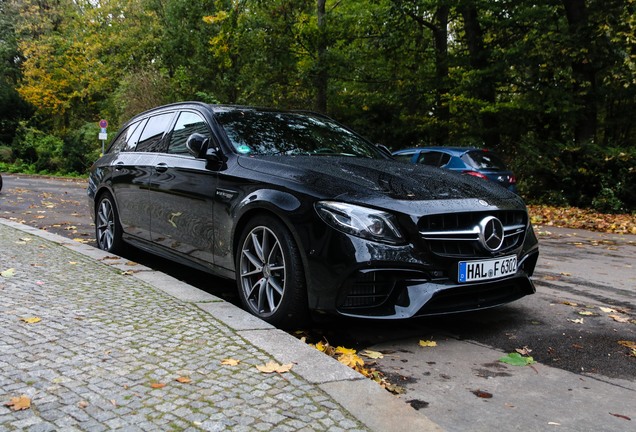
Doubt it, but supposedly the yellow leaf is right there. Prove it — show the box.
[599,307,617,313]
[335,346,357,356]
[561,301,578,307]
[337,353,364,368]
[150,382,166,389]
[221,358,240,366]
[360,350,384,359]
[609,314,630,323]
[578,311,595,316]
[256,361,293,374]
[568,318,584,324]
[175,376,191,383]
[1,268,15,278]
[419,340,437,347]
[314,341,327,352]
[20,317,41,324]
[618,340,636,349]
[4,395,31,411]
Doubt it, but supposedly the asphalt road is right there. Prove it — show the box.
[1,173,635,431]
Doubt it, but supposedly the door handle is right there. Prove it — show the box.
[155,163,169,173]
[114,161,124,171]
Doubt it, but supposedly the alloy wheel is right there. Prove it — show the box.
[239,226,287,316]
[96,197,116,251]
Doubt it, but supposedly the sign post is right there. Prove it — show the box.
[98,119,108,155]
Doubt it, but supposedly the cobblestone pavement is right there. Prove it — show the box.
[0,222,372,432]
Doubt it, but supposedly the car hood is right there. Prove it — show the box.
[236,155,523,209]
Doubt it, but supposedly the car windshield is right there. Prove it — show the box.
[214,108,383,158]
[462,150,508,170]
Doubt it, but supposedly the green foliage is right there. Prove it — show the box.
[2,0,635,209]
[499,352,536,366]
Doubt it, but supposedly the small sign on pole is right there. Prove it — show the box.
[98,119,108,154]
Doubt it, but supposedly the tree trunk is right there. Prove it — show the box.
[562,0,597,144]
[461,3,499,147]
[314,0,328,113]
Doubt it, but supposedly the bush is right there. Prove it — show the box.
[513,135,635,213]
[9,122,102,175]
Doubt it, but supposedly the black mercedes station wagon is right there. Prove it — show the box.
[88,102,539,327]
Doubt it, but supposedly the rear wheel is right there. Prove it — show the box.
[236,215,308,328]
[95,192,123,254]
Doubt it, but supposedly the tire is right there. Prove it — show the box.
[95,192,124,254]
[0,174,3,192]
[236,215,308,328]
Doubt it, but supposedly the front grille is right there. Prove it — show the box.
[418,210,527,258]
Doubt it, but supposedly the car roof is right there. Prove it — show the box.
[392,147,485,156]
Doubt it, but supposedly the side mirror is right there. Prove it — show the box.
[376,143,392,158]
[186,133,209,159]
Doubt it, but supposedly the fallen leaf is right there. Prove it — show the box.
[578,311,595,316]
[20,317,41,324]
[125,261,138,266]
[221,358,240,366]
[471,389,493,399]
[599,307,617,313]
[515,346,532,356]
[561,301,578,307]
[1,268,16,278]
[568,318,584,324]
[560,272,572,276]
[4,395,31,411]
[78,401,89,409]
[609,412,631,421]
[608,314,630,323]
[548,422,561,426]
[175,376,191,383]
[338,352,364,368]
[256,361,293,374]
[121,270,135,276]
[150,382,166,389]
[499,352,536,366]
[419,340,437,347]
[335,346,357,356]
[360,350,384,359]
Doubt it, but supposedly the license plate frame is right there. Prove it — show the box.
[458,255,517,283]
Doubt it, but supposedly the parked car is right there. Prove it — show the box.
[88,102,538,327]
[392,147,518,193]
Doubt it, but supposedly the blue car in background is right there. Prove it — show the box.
[392,147,518,194]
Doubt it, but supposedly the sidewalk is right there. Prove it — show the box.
[0,219,441,432]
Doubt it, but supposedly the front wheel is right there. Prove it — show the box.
[236,215,308,328]
[95,192,123,254]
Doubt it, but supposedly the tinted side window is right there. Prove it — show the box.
[439,153,451,167]
[107,121,141,154]
[168,111,210,154]
[418,151,445,167]
[136,113,174,152]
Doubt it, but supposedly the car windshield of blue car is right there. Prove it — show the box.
[214,108,383,158]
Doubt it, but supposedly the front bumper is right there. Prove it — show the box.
[303,222,539,319]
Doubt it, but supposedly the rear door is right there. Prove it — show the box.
[110,111,176,241]
[147,109,219,267]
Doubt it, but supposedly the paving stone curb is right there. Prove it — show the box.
[0,218,442,432]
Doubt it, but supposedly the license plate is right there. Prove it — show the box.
[458,256,517,283]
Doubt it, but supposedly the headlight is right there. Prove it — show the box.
[315,201,405,245]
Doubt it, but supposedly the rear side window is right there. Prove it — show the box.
[136,112,175,152]
[167,111,210,154]
[462,151,507,170]
[417,151,450,167]
[107,120,142,154]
